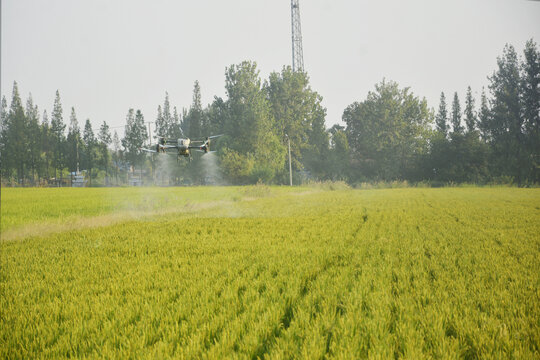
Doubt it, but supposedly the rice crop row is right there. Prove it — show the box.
[1,187,538,358]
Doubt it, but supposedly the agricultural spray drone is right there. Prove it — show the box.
[140,134,223,162]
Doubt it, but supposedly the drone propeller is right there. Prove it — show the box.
[191,135,223,143]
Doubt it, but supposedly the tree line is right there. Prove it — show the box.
[0,40,538,186]
[341,40,539,185]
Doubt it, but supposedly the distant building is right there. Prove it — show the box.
[128,169,145,186]
[71,171,87,187]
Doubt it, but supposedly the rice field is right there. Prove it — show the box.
[1,186,539,358]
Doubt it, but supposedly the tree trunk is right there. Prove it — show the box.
[18,165,22,186]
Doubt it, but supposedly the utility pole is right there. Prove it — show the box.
[286,134,292,186]
[291,0,305,72]
[146,121,155,183]
[146,122,153,145]
[76,140,80,174]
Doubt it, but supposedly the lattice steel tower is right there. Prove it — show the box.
[291,0,304,72]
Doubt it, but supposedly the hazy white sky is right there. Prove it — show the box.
[2,0,540,136]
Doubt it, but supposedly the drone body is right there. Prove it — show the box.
[141,135,222,162]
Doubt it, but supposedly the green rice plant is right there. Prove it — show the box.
[1,187,538,358]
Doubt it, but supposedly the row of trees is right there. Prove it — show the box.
[1,88,101,185]
[0,62,329,185]
[146,63,330,184]
[1,40,538,186]
[0,85,148,186]
[427,40,539,184]
[341,39,539,185]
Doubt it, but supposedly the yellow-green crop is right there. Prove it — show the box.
[1,187,539,358]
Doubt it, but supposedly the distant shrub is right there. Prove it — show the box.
[306,181,351,191]
[488,176,515,186]
[353,180,410,189]
[242,181,273,197]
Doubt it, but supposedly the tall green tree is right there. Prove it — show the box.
[442,132,489,183]
[162,92,173,138]
[98,121,112,183]
[3,82,27,183]
[451,92,463,134]
[184,81,203,139]
[26,94,41,183]
[82,119,96,185]
[439,89,488,183]
[343,79,432,181]
[204,97,228,136]
[220,61,285,183]
[435,92,449,136]
[464,86,477,133]
[431,92,451,182]
[155,93,177,140]
[155,105,165,138]
[112,130,122,185]
[326,125,349,181]
[265,66,328,180]
[305,104,329,179]
[0,96,7,147]
[489,44,524,181]
[521,39,540,182]
[40,110,51,180]
[50,90,66,182]
[169,106,183,139]
[478,88,491,142]
[0,96,7,178]
[66,107,82,174]
[122,109,148,170]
